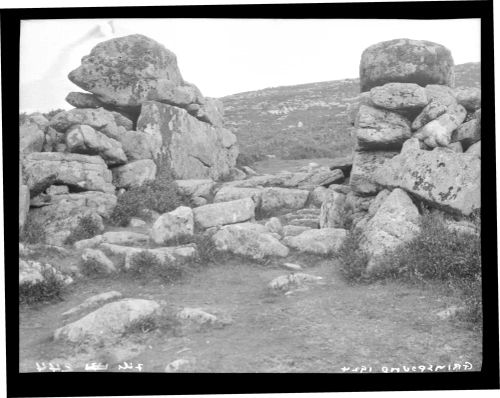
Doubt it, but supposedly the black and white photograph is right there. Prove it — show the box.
[2,0,498,396]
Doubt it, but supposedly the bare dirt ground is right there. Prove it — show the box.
[19,256,482,373]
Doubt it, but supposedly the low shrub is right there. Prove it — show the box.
[80,258,110,278]
[127,251,186,283]
[64,214,102,246]
[335,227,370,284]
[20,215,46,245]
[381,210,482,325]
[192,234,220,265]
[236,152,266,167]
[19,269,66,305]
[123,308,181,337]
[110,166,186,227]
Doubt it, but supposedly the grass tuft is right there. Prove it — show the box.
[64,214,102,246]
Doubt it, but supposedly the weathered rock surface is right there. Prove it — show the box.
[413,105,466,148]
[298,169,345,189]
[283,225,312,237]
[65,92,105,109]
[20,118,46,154]
[74,235,104,250]
[265,217,284,236]
[81,248,117,274]
[176,179,215,199]
[62,291,123,319]
[446,142,463,153]
[46,185,70,195]
[99,243,197,269]
[28,191,115,246]
[369,83,428,112]
[54,298,161,344]
[411,100,448,131]
[360,38,455,92]
[23,152,114,194]
[212,222,289,260]
[137,101,238,180]
[260,187,309,215]
[193,198,255,229]
[102,231,149,246]
[68,35,188,108]
[20,259,73,286]
[269,273,323,292]
[50,191,116,217]
[452,118,480,149]
[213,186,263,206]
[49,108,126,140]
[310,186,331,207]
[355,105,411,150]
[319,191,348,229]
[350,150,399,196]
[111,159,157,189]
[283,228,347,255]
[360,188,420,272]
[454,87,481,111]
[30,206,104,246]
[115,130,160,161]
[151,206,194,244]
[373,139,481,215]
[465,140,481,158]
[66,124,127,166]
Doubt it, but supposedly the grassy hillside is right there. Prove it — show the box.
[221,63,480,161]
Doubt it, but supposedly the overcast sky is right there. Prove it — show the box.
[20,18,481,113]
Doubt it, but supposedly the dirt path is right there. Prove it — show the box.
[19,258,482,373]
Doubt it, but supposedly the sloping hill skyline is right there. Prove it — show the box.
[222,62,480,161]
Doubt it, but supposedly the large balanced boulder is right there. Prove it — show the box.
[67,34,225,127]
[68,34,186,109]
[193,198,255,229]
[360,188,420,272]
[211,222,289,260]
[373,138,481,216]
[54,298,160,344]
[283,228,347,255]
[65,124,127,166]
[355,105,412,150]
[360,38,455,92]
[137,101,238,180]
[23,152,115,194]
